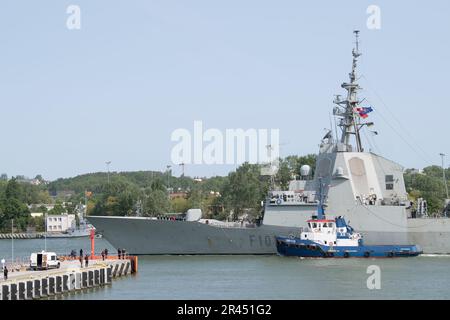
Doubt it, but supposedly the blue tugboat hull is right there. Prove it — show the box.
[276,237,422,258]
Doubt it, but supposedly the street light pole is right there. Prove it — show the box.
[166,165,172,192]
[44,212,47,252]
[106,161,111,184]
[440,153,449,199]
[11,219,14,263]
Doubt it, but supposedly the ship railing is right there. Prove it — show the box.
[204,221,258,229]
[409,215,450,220]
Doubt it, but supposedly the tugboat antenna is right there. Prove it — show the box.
[317,178,326,220]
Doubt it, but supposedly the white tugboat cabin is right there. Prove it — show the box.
[302,217,362,248]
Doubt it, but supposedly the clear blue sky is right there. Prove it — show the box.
[0,1,449,180]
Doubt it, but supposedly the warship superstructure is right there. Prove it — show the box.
[88,31,450,255]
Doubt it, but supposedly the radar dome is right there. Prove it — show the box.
[300,165,311,177]
[186,209,202,222]
[335,167,344,176]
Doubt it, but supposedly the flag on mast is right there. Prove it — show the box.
[355,107,373,118]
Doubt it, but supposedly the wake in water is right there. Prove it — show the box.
[420,254,450,258]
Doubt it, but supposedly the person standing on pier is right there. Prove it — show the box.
[79,255,83,268]
[80,249,83,259]
[85,255,89,267]
[118,248,122,259]
[3,266,8,281]
[105,249,109,259]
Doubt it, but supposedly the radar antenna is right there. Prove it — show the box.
[333,30,372,152]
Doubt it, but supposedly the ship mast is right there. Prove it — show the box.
[333,30,365,152]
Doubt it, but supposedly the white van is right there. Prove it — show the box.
[30,251,61,270]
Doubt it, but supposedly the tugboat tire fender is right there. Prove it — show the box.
[364,252,370,258]
[344,252,350,258]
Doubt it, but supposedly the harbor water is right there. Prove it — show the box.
[1,238,449,300]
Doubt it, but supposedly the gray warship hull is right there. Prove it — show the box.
[88,208,450,255]
[87,216,299,255]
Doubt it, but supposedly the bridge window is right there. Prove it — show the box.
[385,175,394,190]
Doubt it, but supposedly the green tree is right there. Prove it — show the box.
[90,179,140,216]
[0,179,30,232]
[404,169,446,215]
[5,178,23,201]
[143,189,172,216]
[275,159,292,190]
[48,202,66,215]
[284,154,316,179]
[28,216,45,232]
[219,163,269,221]
[171,197,190,213]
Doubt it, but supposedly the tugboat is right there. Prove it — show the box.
[276,181,423,258]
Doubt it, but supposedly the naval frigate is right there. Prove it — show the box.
[88,31,450,255]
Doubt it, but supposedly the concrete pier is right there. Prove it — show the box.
[0,257,135,300]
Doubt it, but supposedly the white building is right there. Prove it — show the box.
[30,212,44,218]
[46,214,76,233]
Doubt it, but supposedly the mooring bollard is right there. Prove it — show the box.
[107,266,112,283]
[94,269,100,286]
[1,284,8,300]
[18,282,26,300]
[82,271,88,288]
[88,270,94,287]
[99,267,105,285]
[41,278,48,297]
[48,277,55,296]
[55,275,62,294]
[75,272,82,290]
[63,274,69,292]
[123,261,130,275]
[118,262,125,276]
[26,280,33,300]
[10,283,18,300]
[34,279,41,298]
[68,273,75,291]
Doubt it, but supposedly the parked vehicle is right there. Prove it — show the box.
[30,251,61,270]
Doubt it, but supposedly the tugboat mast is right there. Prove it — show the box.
[334,30,365,152]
